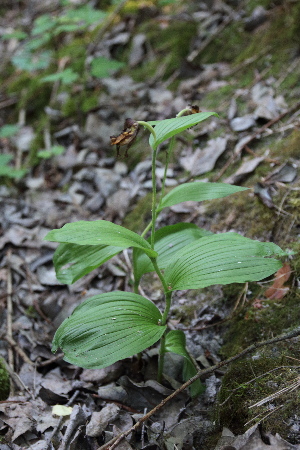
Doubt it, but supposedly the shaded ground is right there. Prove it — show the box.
[0,0,299,449]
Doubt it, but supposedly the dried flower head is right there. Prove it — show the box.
[186,104,201,115]
[110,118,140,158]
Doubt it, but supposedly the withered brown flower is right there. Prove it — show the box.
[110,118,140,157]
[185,104,201,115]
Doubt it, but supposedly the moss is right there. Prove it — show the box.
[235,3,300,77]
[221,286,300,360]
[131,19,198,81]
[122,192,152,233]
[201,85,236,112]
[217,355,300,442]
[25,114,49,167]
[246,0,281,13]
[271,129,300,160]
[7,73,52,120]
[81,93,99,113]
[0,358,10,401]
[199,22,248,64]
[57,37,87,74]
[205,192,276,240]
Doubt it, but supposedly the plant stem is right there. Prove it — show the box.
[141,220,152,238]
[157,332,166,383]
[157,136,175,210]
[137,121,156,141]
[150,147,157,249]
[161,291,172,326]
[150,257,172,383]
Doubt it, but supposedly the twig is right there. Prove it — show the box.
[187,14,234,63]
[274,57,300,89]
[37,353,64,367]
[2,334,34,366]
[97,326,300,450]
[46,390,80,450]
[244,404,284,427]
[0,96,18,109]
[249,376,300,408]
[0,357,30,393]
[214,100,300,181]
[219,365,300,407]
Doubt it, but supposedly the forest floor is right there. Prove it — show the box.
[0,0,300,449]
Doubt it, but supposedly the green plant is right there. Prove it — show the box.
[45,109,286,396]
[0,358,10,401]
[37,145,65,159]
[0,154,27,179]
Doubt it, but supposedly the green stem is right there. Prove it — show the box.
[137,121,156,141]
[157,136,175,210]
[150,147,157,249]
[176,107,190,117]
[157,332,166,383]
[150,257,168,293]
[161,291,172,326]
[150,258,172,383]
[141,220,152,238]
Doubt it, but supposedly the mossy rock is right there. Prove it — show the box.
[217,354,300,443]
[131,19,198,81]
[122,192,152,233]
[0,358,10,401]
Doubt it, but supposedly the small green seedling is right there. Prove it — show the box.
[45,108,285,396]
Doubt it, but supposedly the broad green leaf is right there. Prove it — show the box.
[0,155,27,179]
[164,233,285,291]
[38,145,65,159]
[165,330,204,397]
[0,154,13,165]
[0,167,27,179]
[91,57,125,78]
[1,30,28,40]
[61,5,107,25]
[0,125,19,138]
[45,220,157,258]
[26,33,51,51]
[12,49,52,71]
[157,182,248,212]
[148,112,218,148]
[32,14,56,35]
[133,223,212,284]
[41,69,79,85]
[54,243,123,284]
[52,291,166,368]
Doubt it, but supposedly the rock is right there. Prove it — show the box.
[251,82,284,120]
[12,126,35,152]
[37,266,61,286]
[85,113,121,140]
[129,33,146,67]
[86,404,120,437]
[244,6,268,31]
[180,137,228,176]
[225,156,264,184]
[80,361,123,384]
[113,161,128,176]
[97,384,128,403]
[230,115,256,131]
[106,189,131,218]
[94,168,121,198]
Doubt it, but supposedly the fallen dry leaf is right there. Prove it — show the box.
[264,262,292,300]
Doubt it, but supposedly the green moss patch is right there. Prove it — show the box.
[122,192,152,233]
[218,355,300,442]
[0,359,10,401]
